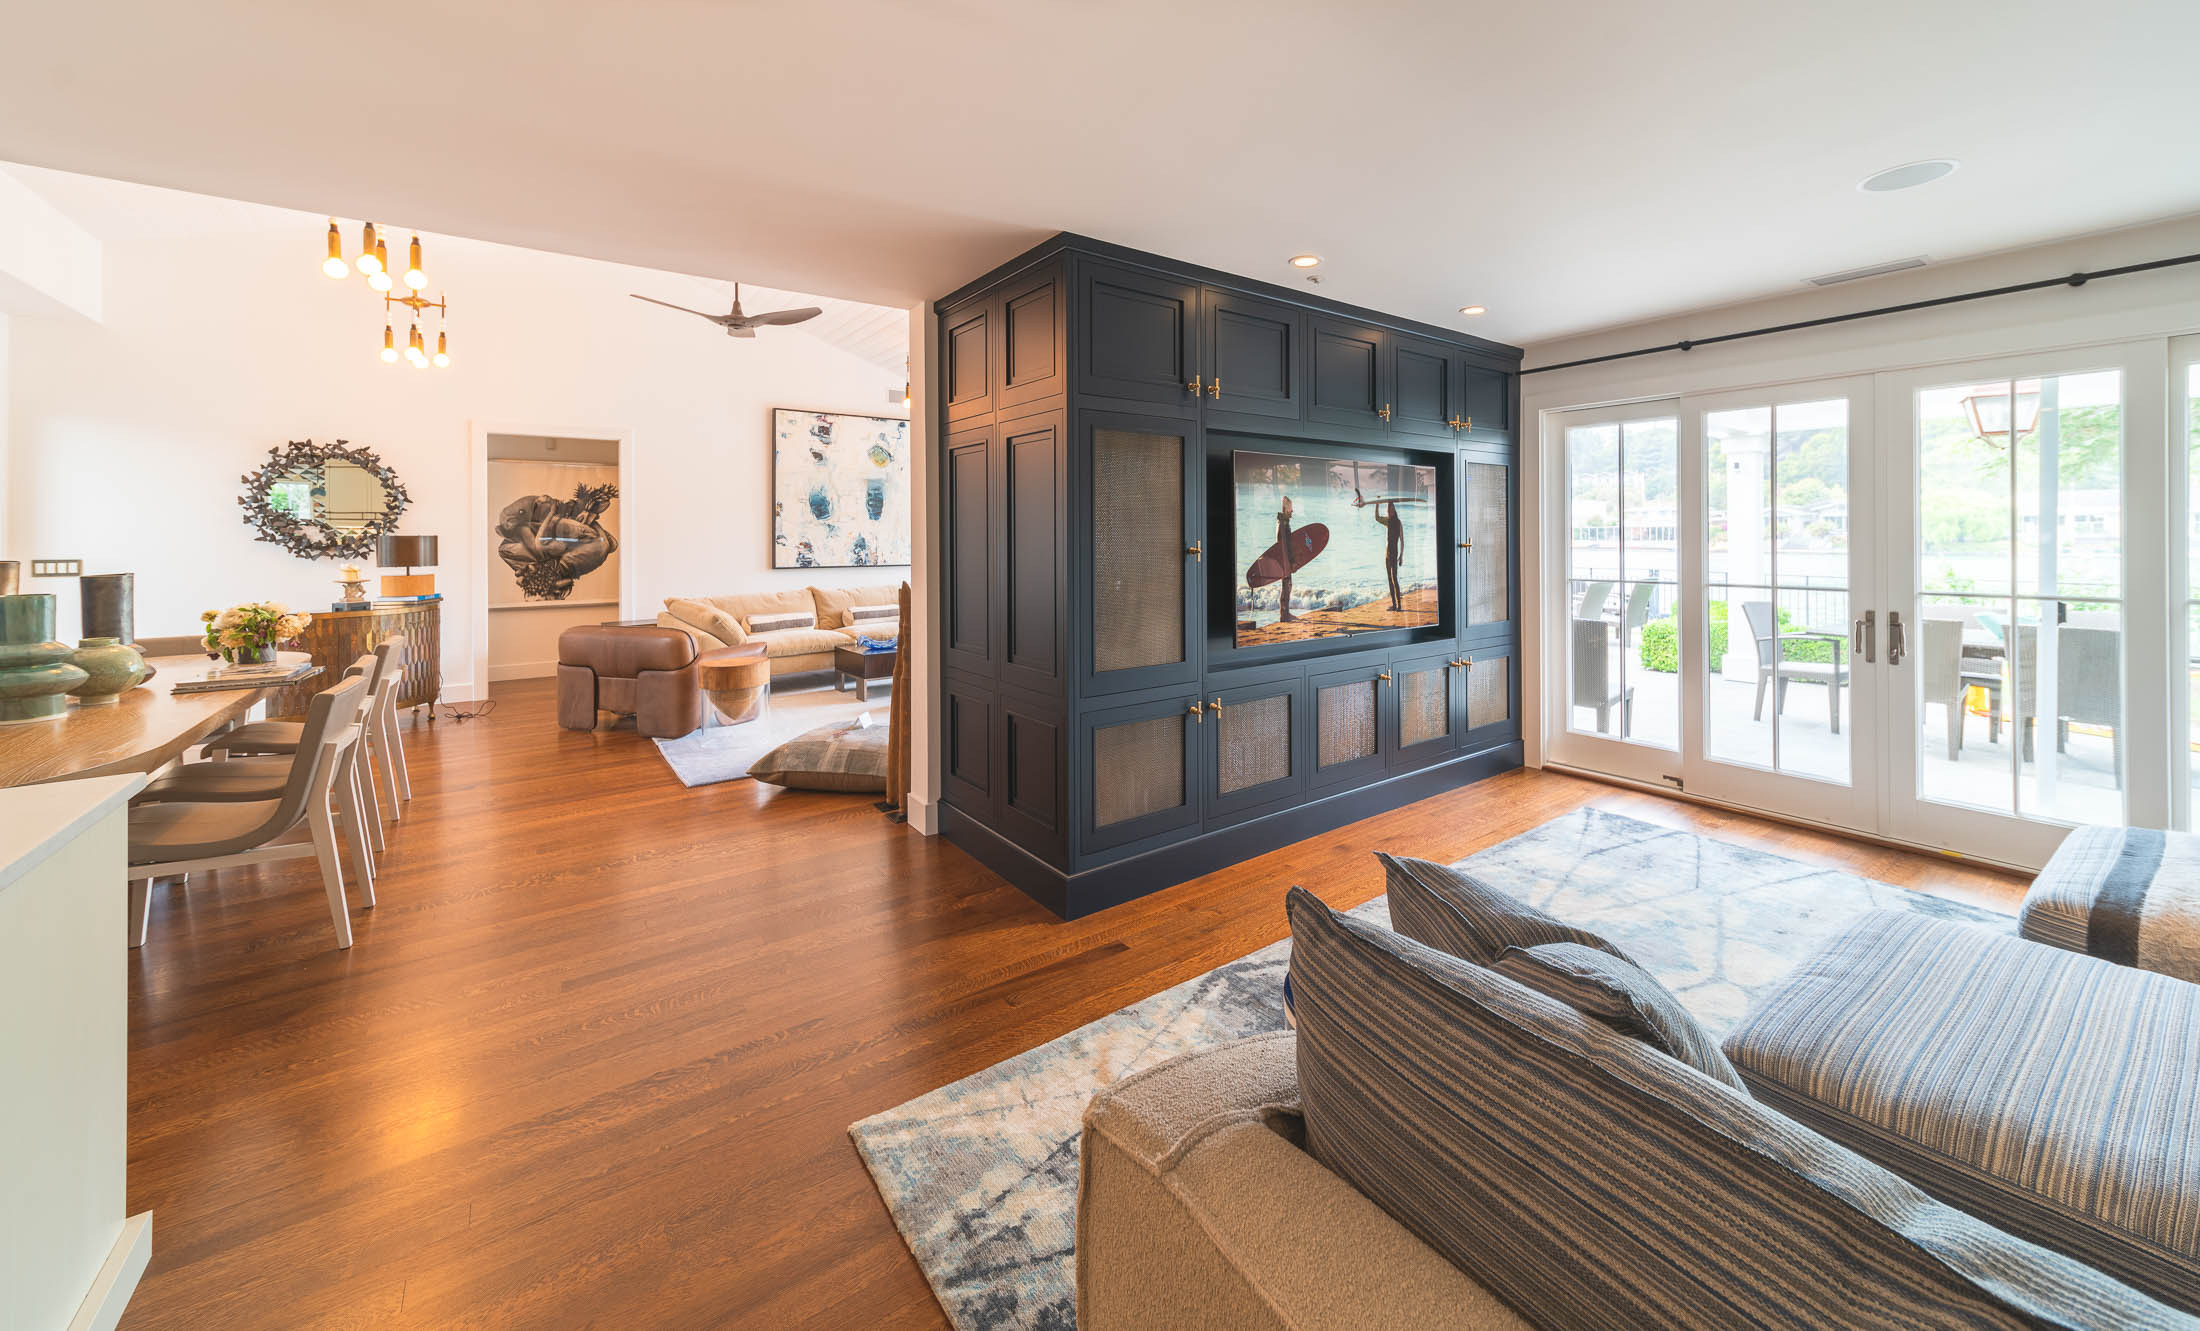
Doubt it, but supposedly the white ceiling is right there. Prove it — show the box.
[2,0,2196,346]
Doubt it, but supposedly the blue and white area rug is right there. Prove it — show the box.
[848,807,2012,1331]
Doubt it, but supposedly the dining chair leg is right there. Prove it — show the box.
[308,794,356,949]
[339,756,378,908]
[374,701,405,816]
[354,748,387,855]
[384,700,412,803]
[128,877,152,948]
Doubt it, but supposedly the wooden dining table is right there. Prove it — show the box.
[0,652,321,788]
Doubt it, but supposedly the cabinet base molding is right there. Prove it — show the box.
[67,1210,150,1331]
[945,740,1522,920]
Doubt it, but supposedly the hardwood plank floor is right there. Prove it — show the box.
[118,677,2026,1329]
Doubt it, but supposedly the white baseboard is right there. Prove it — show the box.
[68,1211,150,1331]
[906,792,939,836]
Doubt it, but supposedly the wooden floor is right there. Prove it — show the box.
[119,678,2026,1330]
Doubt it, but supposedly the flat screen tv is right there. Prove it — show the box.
[1233,449,1440,647]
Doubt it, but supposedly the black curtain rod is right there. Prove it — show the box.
[1520,252,2200,376]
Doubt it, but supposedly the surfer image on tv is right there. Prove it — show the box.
[1274,495,1300,623]
[1356,486,1407,612]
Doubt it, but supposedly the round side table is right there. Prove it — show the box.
[698,645,771,725]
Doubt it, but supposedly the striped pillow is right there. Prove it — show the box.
[1283,887,2189,1330]
[747,611,817,634]
[1491,941,1747,1092]
[1378,852,1629,965]
[848,603,899,624]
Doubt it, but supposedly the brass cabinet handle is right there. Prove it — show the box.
[1457,415,1472,433]
[1189,700,1205,723]
[1209,377,1222,399]
[1211,695,1222,716]
[1457,539,1473,549]
[1378,403,1392,421]
[1187,540,1203,561]
[1187,374,1202,396]
[1377,670,1393,685]
[1447,416,1463,431]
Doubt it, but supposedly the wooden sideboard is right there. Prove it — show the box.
[266,599,442,718]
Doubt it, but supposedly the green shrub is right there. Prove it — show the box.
[1638,601,1728,674]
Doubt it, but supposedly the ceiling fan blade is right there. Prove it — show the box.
[741,307,824,327]
[631,293,727,322]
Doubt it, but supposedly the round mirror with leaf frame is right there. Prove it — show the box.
[239,439,411,561]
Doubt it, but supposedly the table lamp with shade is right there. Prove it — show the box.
[377,534,439,597]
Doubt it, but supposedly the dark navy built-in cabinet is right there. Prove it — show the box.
[935,235,1522,918]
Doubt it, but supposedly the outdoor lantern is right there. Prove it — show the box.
[1960,380,2043,442]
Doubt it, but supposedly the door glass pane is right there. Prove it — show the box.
[1092,712,1185,827]
[1398,666,1450,747]
[1566,417,1675,747]
[1915,373,2125,827]
[1092,428,1182,673]
[1705,407,1772,769]
[1317,679,1378,767]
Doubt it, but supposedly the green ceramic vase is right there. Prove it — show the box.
[67,636,151,706]
[0,594,90,725]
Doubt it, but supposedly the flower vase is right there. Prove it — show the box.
[0,594,90,725]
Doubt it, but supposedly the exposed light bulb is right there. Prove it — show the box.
[381,324,398,363]
[433,330,449,368]
[409,349,429,369]
[357,222,382,275]
[368,269,393,292]
[405,235,426,290]
[323,220,348,278]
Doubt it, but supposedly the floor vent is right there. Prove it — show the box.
[1806,256,1930,286]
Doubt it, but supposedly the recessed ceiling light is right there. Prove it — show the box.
[1859,159,1959,193]
[1458,305,1486,316]
[1287,254,1322,269]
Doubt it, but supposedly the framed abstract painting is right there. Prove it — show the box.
[771,408,912,568]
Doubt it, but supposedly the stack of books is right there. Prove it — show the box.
[168,659,318,694]
[329,592,444,611]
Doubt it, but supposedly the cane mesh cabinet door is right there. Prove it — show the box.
[1083,413,1201,697]
[1083,694,1202,854]
[1309,659,1390,790]
[1206,676,1306,822]
[1388,645,1462,773]
[1462,646,1517,747]
[1462,448,1512,639]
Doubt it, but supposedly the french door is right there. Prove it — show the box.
[1550,340,2187,868]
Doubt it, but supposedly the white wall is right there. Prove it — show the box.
[4,168,907,700]
[1516,215,2200,765]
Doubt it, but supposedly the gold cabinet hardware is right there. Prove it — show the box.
[1377,670,1393,685]
[1211,695,1223,716]
[1457,539,1473,549]
[1209,377,1222,399]
[1447,416,1463,431]
[1463,656,1475,668]
[1377,402,1392,421]
[1189,700,1205,723]
[1187,540,1203,561]
[1187,374,1202,396]
[1457,415,1472,433]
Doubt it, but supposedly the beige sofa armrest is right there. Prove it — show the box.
[1078,1033,1526,1331]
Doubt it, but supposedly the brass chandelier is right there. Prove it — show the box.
[321,219,451,369]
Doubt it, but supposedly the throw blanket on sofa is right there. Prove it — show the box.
[2023,827,2200,984]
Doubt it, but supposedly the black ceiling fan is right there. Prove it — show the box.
[628,282,821,338]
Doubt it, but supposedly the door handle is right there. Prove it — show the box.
[1189,700,1204,724]
[1852,610,1875,664]
[1377,670,1393,686]
[1887,611,1906,666]
[1211,695,1222,717]
[1378,403,1392,421]
[1187,374,1202,396]
[1186,540,1203,561]
[1209,377,1222,399]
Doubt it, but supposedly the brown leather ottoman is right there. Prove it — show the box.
[698,644,770,724]
[557,625,701,738]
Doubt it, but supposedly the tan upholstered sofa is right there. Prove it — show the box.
[656,583,902,678]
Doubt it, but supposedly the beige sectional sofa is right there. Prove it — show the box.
[656,582,902,678]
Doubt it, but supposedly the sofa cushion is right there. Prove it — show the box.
[1723,910,2200,1314]
[749,628,846,658]
[810,582,904,630]
[663,597,745,646]
[1490,941,1747,1092]
[1377,852,1628,966]
[2019,826,2200,983]
[847,601,900,625]
[1283,887,2192,1330]
[700,587,813,629]
[748,717,887,792]
[748,610,818,634]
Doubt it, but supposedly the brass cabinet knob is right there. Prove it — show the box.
[1211,695,1223,715]
[1378,403,1392,421]
[1449,415,1472,433]
[1189,700,1205,723]
[1209,377,1222,399]
[1457,539,1472,549]
[1377,670,1393,685]
[1187,540,1203,561]
[1187,374,1202,396]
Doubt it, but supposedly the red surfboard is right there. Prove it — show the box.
[1245,523,1329,589]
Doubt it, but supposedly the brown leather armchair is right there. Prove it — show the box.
[557,626,703,738]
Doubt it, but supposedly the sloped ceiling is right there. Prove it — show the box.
[631,278,907,378]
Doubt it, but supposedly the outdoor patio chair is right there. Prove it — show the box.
[1620,582,1658,644]
[2012,624,2122,787]
[1571,617,1631,736]
[1742,600,1848,734]
[1577,580,1614,621]
[1919,617,2004,759]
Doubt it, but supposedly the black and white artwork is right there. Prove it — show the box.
[490,465,621,602]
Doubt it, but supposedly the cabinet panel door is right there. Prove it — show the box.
[1459,363,1510,435]
[1205,289,1302,422]
[1000,412,1066,695]
[1206,676,1307,821]
[1389,334,1459,440]
[942,425,996,679]
[943,680,995,815]
[1461,447,1513,637]
[1388,645,1463,772]
[998,695,1067,861]
[1307,317,1391,435]
[1308,660,1391,790]
[1082,693,1203,853]
[1080,411,1202,697]
[942,300,994,423]
[998,265,1065,411]
[1461,643,1518,747]
[1079,263,1203,410]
